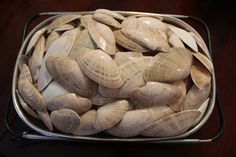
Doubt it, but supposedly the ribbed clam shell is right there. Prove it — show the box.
[47,14,81,32]
[37,111,53,131]
[95,9,125,20]
[19,64,32,83]
[142,110,200,137]
[94,100,129,131]
[90,94,115,106]
[76,49,123,88]
[68,29,96,59]
[192,51,214,73]
[46,56,97,97]
[132,82,182,108]
[98,85,121,98]
[168,30,185,48]
[45,31,60,51]
[107,109,154,137]
[137,17,168,31]
[29,36,45,83]
[50,109,80,133]
[122,28,169,52]
[37,29,77,91]
[93,13,121,28]
[87,20,116,55]
[26,27,47,55]
[72,110,100,136]
[168,24,198,52]
[183,84,211,110]
[80,15,93,29]
[47,93,92,114]
[191,59,211,90]
[113,29,148,52]
[113,51,143,66]
[54,23,75,31]
[144,48,193,82]
[190,32,209,55]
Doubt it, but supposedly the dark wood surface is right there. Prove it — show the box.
[0,0,235,156]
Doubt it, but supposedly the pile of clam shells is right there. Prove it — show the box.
[17,9,213,138]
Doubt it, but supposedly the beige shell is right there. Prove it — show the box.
[190,32,209,56]
[113,29,148,52]
[18,79,47,112]
[80,15,93,29]
[72,110,100,135]
[191,59,211,90]
[47,14,81,31]
[95,9,125,20]
[168,30,185,48]
[137,17,168,31]
[41,81,68,103]
[193,98,209,125]
[76,48,123,88]
[148,106,175,122]
[168,24,198,52]
[19,64,32,83]
[107,109,154,137]
[183,84,211,110]
[37,29,77,91]
[113,51,143,66]
[144,48,193,82]
[45,31,60,51]
[54,23,75,31]
[94,100,129,131]
[98,85,121,98]
[142,110,200,137]
[50,109,80,133]
[132,82,182,108]
[93,13,121,28]
[37,111,53,131]
[68,29,96,59]
[192,51,214,73]
[90,94,115,106]
[26,27,47,55]
[47,93,92,114]
[46,56,97,97]
[18,55,29,72]
[87,20,116,55]
[16,90,39,119]
[122,28,169,52]
[29,36,45,83]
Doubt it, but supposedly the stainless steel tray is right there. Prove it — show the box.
[9,11,224,143]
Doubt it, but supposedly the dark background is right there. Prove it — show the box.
[0,0,235,156]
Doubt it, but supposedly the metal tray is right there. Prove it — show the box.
[7,11,224,143]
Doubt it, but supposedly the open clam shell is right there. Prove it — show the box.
[168,30,185,48]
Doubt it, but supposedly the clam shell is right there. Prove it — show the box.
[132,82,182,108]
[50,109,80,133]
[191,59,211,90]
[148,106,175,122]
[29,36,45,83]
[87,20,116,55]
[98,85,120,98]
[168,30,185,48]
[18,55,29,71]
[47,14,81,31]
[93,13,121,28]
[46,56,97,97]
[54,23,75,31]
[137,17,168,31]
[47,93,92,114]
[94,100,129,131]
[19,64,32,83]
[107,109,154,137]
[72,110,100,136]
[90,94,115,106]
[193,98,209,125]
[76,49,123,88]
[144,48,193,82]
[45,31,60,51]
[16,90,39,119]
[183,84,211,110]
[192,51,214,73]
[142,110,201,137]
[37,111,53,131]
[37,29,77,91]
[168,24,198,52]
[113,51,143,66]
[41,81,68,103]
[18,79,47,112]
[190,32,209,55]
[26,27,47,55]
[113,29,148,52]
[80,15,93,29]
[68,29,96,59]
[122,28,169,52]
[95,9,125,20]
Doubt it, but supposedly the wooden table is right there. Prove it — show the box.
[0,0,235,156]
